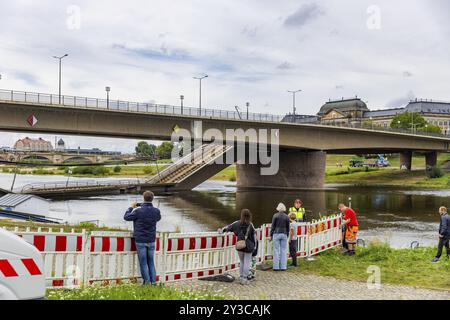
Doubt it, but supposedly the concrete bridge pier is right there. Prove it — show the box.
[236,150,326,189]
[425,151,437,168]
[400,151,412,170]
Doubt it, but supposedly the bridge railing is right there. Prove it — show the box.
[2,88,448,138]
[20,179,143,193]
[0,88,282,123]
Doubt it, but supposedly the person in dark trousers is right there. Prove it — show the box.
[432,206,450,262]
[124,191,161,285]
[288,212,298,268]
[222,209,256,285]
[270,203,290,271]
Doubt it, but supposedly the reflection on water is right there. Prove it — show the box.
[0,174,445,248]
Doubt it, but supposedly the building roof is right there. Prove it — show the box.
[0,194,48,207]
[57,138,65,145]
[405,100,450,114]
[318,98,368,116]
[364,108,404,118]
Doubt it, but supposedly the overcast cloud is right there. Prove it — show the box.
[0,0,449,152]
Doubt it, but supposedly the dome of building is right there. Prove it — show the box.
[318,98,368,116]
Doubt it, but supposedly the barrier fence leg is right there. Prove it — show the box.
[306,223,315,261]
[81,229,91,286]
[160,232,167,284]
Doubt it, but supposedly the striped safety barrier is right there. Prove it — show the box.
[0,258,43,278]
[6,214,342,288]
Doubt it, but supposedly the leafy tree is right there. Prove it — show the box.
[390,112,427,131]
[156,142,174,160]
[135,141,156,157]
[417,124,442,134]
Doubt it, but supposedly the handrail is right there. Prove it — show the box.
[0,88,282,123]
[1,88,449,138]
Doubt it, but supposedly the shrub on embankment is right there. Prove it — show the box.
[290,243,450,290]
[47,283,227,300]
[66,166,110,176]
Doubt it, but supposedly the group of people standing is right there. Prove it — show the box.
[123,190,448,287]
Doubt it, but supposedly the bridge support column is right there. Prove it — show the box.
[236,150,326,189]
[425,151,437,168]
[400,151,412,171]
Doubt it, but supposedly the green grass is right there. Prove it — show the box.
[290,243,450,290]
[46,283,228,300]
[210,165,236,181]
[0,219,126,232]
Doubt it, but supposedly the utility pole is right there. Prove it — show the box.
[180,95,184,114]
[193,75,208,115]
[287,89,301,116]
[105,86,111,109]
[53,54,69,104]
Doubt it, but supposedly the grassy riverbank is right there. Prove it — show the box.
[47,283,227,300]
[291,244,450,290]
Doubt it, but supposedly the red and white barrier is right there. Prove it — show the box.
[5,214,342,288]
[0,258,42,278]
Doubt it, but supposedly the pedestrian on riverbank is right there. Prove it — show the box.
[124,191,161,285]
[288,212,298,268]
[270,203,290,271]
[432,206,450,262]
[221,209,256,285]
[339,203,359,256]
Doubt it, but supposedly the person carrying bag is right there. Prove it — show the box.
[221,209,256,285]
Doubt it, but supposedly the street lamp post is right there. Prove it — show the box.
[180,95,184,114]
[193,75,208,115]
[53,54,69,104]
[105,86,111,109]
[287,89,301,116]
[246,102,249,120]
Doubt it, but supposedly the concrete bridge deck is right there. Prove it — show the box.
[2,88,450,190]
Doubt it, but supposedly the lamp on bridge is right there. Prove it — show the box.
[52,53,69,105]
[193,74,208,116]
[105,86,111,109]
[180,95,184,114]
[287,89,302,117]
[246,102,250,120]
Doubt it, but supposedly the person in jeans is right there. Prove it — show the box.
[432,206,450,262]
[222,209,256,285]
[124,191,161,285]
[270,203,290,271]
[288,212,298,268]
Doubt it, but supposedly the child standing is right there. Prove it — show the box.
[288,212,298,267]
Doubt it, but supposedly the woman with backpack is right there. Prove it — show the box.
[221,209,256,285]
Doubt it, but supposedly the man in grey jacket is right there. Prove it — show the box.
[432,206,450,262]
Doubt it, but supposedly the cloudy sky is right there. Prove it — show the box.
[0,0,449,152]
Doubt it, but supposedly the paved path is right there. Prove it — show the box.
[168,270,450,300]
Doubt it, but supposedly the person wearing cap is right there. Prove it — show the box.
[289,199,306,222]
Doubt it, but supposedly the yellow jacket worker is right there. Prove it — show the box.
[289,199,306,222]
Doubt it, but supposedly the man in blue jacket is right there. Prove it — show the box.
[432,206,450,262]
[124,191,161,284]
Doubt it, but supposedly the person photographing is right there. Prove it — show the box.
[124,191,161,285]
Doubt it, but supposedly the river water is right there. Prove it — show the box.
[0,173,446,248]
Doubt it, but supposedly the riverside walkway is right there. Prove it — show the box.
[169,270,450,300]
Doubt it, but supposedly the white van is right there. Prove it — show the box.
[0,228,46,300]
